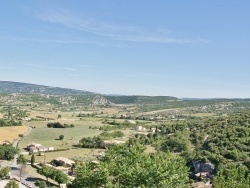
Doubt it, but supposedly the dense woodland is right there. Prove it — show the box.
[75,110,250,187]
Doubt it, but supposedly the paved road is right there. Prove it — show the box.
[10,126,36,188]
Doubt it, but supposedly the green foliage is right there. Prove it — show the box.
[79,136,105,149]
[4,180,19,188]
[99,131,124,139]
[0,166,10,178]
[146,111,250,166]
[104,95,177,105]
[35,180,47,188]
[0,119,22,127]
[161,130,192,152]
[47,122,74,128]
[213,164,250,188]
[99,120,137,131]
[17,154,27,165]
[31,154,35,165]
[0,145,18,160]
[37,166,69,185]
[37,166,54,182]
[71,145,191,188]
[59,135,64,140]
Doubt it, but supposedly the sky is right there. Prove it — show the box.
[0,1,250,98]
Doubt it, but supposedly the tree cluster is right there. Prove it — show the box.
[0,119,22,127]
[78,136,105,149]
[47,122,74,128]
[0,145,18,160]
[70,145,190,188]
[0,166,10,179]
[37,166,69,186]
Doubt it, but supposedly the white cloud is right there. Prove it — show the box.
[35,9,208,44]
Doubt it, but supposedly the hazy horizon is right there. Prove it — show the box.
[1,1,250,98]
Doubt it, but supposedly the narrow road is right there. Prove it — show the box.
[10,126,35,188]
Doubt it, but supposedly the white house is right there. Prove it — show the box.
[135,126,147,131]
[27,143,54,153]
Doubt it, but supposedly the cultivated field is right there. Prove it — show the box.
[0,126,29,143]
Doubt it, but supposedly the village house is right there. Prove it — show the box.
[134,126,147,131]
[29,146,38,153]
[27,143,54,153]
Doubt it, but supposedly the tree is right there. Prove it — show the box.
[0,167,10,178]
[35,180,47,188]
[71,145,191,188]
[37,166,69,186]
[31,154,35,166]
[59,135,64,140]
[17,155,27,181]
[4,180,19,188]
[53,170,69,186]
[37,166,54,183]
[57,114,62,119]
[213,164,250,188]
[0,145,18,160]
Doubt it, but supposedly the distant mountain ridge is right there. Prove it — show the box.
[0,81,96,95]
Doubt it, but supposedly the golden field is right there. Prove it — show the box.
[0,126,29,143]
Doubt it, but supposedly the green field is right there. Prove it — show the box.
[18,118,102,151]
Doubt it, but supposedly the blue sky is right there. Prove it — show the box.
[0,1,250,98]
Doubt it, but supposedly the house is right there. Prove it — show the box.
[48,146,54,151]
[54,157,75,167]
[29,146,38,153]
[135,126,147,131]
[37,146,48,152]
[27,143,54,153]
[22,117,31,121]
[27,143,41,149]
[103,140,126,145]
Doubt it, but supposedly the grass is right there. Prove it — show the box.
[0,126,29,143]
[25,148,100,163]
[18,118,102,151]
[191,113,215,117]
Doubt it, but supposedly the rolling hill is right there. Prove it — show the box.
[0,81,96,95]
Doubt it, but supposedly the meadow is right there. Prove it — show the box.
[18,118,102,151]
[25,148,102,163]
